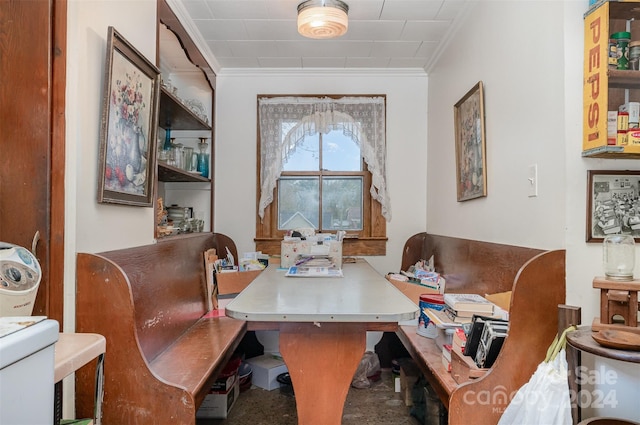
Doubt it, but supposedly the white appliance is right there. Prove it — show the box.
[0,318,59,425]
[0,242,42,316]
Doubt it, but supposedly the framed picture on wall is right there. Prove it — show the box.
[454,81,487,202]
[586,170,640,242]
[97,26,161,207]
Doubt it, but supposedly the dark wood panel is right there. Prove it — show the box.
[0,0,62,320]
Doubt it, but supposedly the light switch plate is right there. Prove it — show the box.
[528,164,538,197]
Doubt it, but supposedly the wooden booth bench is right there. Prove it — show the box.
[395,233,566,425]
[75,234,247,425]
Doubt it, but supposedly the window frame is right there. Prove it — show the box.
[254,94,387,257]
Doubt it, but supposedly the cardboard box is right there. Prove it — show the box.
[196,378,240,419]
[399,360,420,406]
[216,269,263,296]
[386,275,440,306]
[211,370,237,392]
[245,354,288,391]
[281,239,342,268]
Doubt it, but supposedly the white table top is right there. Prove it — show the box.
[225,260,418,323]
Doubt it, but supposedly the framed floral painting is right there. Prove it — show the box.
[97,26,160,207]
[454,81,487,202]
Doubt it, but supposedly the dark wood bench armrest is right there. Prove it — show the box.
[149,316,246,407]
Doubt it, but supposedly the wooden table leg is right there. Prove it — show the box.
[279,322,367,425]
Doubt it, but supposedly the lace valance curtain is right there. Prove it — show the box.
[257,96,391,222]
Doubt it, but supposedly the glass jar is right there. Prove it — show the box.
[603,234,635,280]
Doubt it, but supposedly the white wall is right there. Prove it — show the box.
[65,0,157,418]
[67,0,158,258]
[427,1,566,250]
[427,1,639,421]
[214,70,428,275]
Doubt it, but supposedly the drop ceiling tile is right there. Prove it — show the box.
[195,19,249,40]
[181,0,214,19]
[380,0,444,21]
[206,40,234,57]
[415,41,438,57]
[343,0,385,20]
[264,0,300,19]
[173,0,471,70]
[277,40,373,57]
[227,40,280,57]
[436,0,467,19]
[244,19,300,40]
[204,0,270,19]
[343,21,405,41]
[401,21,452,42]
[370,41,421,57]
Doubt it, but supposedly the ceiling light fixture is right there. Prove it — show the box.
[297,0,349,40]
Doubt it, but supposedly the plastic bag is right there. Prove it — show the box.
[498,327,576,425]
[351,351,381,389]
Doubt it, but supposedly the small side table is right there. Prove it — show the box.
[566,327,640,425]
[55,333,106,425]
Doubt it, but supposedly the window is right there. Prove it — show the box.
[255,95,390,256]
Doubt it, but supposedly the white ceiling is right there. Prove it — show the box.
[167,0,471,73]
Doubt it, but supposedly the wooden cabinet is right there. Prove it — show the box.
[583,0,640,158]
[156,0,215,239]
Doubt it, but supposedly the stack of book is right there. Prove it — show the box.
[441,344,453,372]
[442,293,495,324]
[452,328,467,354]
[285,255,343,278]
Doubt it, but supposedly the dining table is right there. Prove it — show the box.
[225,259,418,425]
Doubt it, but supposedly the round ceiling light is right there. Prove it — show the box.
[297,0,349,39]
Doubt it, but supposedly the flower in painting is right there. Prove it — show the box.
[111,70,146,129]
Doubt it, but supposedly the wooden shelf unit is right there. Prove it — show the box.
[583,0,640,158]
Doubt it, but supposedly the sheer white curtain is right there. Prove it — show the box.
[257,96,391,221]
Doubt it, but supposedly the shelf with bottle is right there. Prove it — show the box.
[158,87,211,131]
[583,0,640,158]
[158,162,210,183]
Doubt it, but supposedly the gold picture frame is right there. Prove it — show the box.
[97,27,160,207]
[454,81,487,202]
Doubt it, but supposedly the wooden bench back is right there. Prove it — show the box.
[401,233,544,295]
[96,235,213,362]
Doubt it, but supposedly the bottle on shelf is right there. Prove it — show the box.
[197,138,209,178]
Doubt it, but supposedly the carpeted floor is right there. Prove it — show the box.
[197,369,423,425]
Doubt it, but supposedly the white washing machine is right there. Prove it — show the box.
[0,318,59,425]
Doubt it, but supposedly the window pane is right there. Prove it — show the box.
[282,134,319,171]
[322,130,361,171]
[278,177,319,229]
[322,177,363,230]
